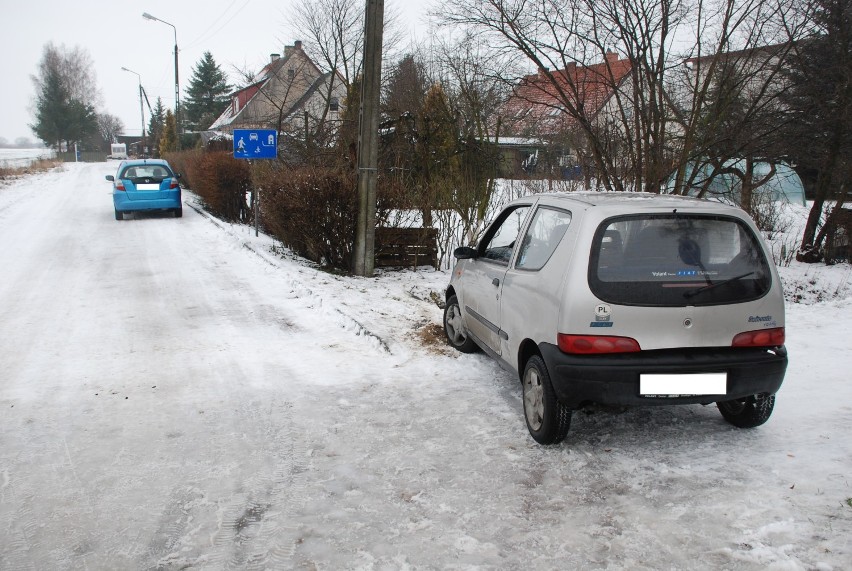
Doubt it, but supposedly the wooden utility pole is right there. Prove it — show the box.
[353,0,384,276]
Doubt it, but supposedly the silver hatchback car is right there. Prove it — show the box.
[444,192,788,444]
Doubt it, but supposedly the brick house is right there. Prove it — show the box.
[500,51,633,177]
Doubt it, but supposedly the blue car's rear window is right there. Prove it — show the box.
[120,165,173,180]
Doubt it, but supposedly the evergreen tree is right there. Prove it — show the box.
[413,84,459,226]
[30,43,99,150]
[148,98,167,157]
[31,60,69,148]
[383,54,428,118]
[183,52,231,133]
[160,110,178,154]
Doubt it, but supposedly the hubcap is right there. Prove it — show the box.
[445,305,467,345]
[524,367,545,431]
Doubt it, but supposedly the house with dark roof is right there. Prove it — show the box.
[500,51,633,177]
[205,41,347,145]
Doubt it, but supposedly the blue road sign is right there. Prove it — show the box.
[233,129,278,159]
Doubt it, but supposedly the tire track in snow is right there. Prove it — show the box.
[188,200,393,356]
[148,398,306,570]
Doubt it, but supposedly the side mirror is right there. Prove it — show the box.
[454,246,478,259]
[105,175,114,181]
[175,173,182,179]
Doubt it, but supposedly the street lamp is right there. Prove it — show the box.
[142,12,180,149]
[120,67,146,148]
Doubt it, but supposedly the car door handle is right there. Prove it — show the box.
[492,278,500,287]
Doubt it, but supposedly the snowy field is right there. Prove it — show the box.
[0,147,54,169]
[0,162,850,570]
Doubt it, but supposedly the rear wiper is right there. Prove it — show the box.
[683,271,755,299]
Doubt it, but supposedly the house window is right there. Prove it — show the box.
[288,69,295,80]
[330,97,339,112]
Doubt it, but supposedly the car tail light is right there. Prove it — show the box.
[558,334,641,354]
[115,180,126,191]
[732,327,785,348]
[169,178,179,189]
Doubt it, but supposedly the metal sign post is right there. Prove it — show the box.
[233,129,278,236]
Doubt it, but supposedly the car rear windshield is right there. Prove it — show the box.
[588,214,772,306]
[120,165,173,181]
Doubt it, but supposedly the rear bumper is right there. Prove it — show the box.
[539,343,787,408]
[113,191,181,212]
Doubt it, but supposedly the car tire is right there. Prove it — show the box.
[115,210,123,220]
[522,355,572,444]
[174,206,183,218]
[717,393,775,428]
[443,295,479,353]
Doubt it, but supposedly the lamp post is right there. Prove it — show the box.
[120,67,146,153]
[142,12,180,149]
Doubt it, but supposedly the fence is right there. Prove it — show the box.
[57,151,107,163]
[374,227,439,269]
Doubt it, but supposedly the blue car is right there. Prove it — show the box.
[106,159,182,220]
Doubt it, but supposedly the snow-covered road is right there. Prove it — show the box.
[1,163,850,570]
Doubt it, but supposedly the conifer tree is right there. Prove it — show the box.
[183,52,231,133]
[148,98,166,157]
[160,110,178,154]
[30,43,99,150]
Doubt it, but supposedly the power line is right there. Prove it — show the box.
[184,0,250,50]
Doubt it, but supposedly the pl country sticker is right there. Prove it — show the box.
[591,303,614,327]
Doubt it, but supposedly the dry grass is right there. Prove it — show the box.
[0,158,61,181]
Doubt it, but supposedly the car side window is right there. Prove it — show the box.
[516,207,572,271]
[480,206,531,265]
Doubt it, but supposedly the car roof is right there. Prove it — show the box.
[120,159,171,168]
[516,191,744,213]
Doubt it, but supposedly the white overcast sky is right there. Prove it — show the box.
[0,0,436,142]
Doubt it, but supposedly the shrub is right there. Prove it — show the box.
[162,149,202,190]
[255,162,359,270]
[182,151,252,223]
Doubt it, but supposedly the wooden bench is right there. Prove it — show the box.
[375,227,439,269]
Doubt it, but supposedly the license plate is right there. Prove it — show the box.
[640,373,727,397]
[136,183,160,190]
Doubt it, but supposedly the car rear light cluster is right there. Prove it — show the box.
[169,178,179,189]
[115,180,126,191]
[558,334,641,354]
[731,327,785,348]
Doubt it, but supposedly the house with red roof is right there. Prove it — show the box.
[503,51,633,137]
[499,51,633,176]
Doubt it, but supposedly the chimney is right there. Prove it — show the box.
[538,67,549,79]
[270,53,280,62]
[284,41,303,58]
[605,50,619,64]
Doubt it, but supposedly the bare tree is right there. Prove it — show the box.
[379,36,512,265]
[782,0,852,261]
[435,0,805,198]
[290,0,404,155]
[96,113,125,149]
[433,33,512,243]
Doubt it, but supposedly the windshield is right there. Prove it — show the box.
[120,165,173,181]
[588,214,772,306]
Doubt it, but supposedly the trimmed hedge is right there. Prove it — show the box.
[164,148,409,272]
[254,162,359,270]
[166,150,252,223]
